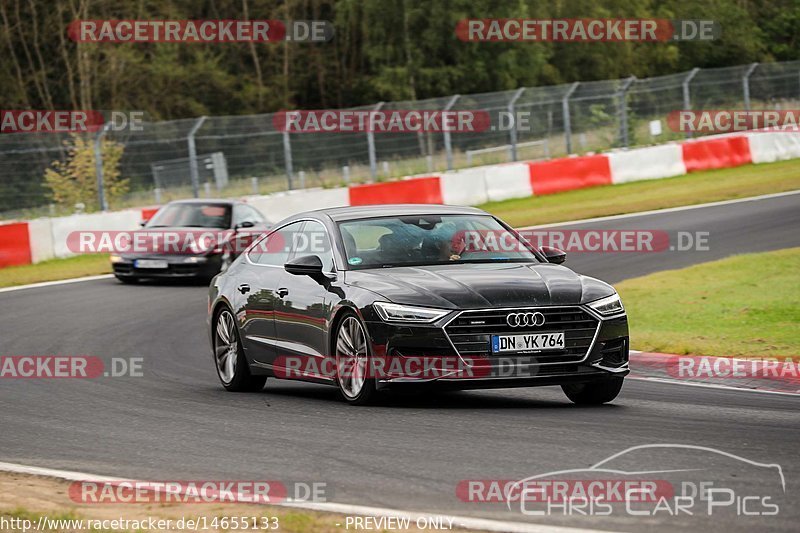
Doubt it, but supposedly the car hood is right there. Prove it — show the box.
[345,262,615,309]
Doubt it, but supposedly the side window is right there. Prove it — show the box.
[291,220,335,272]
[247,221,303,266]
[233,204,264,227]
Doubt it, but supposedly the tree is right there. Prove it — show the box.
[44,134,127,212]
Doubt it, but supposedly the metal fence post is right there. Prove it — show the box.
[443,94,460,170]
[94,122,112,211]
[187,116,207,198]
[682,68,700,138]
[617,76,636,148]
[367,102,384,182]
[743,63,759,111]
[562,82,579,154]
[282,131,294,189]
[508,88,526,161]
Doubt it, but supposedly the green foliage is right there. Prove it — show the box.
[44,135,128,212]
[0,0,796,117]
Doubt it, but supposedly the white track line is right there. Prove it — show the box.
[0,462,612,533]
[629,351,800,396]
[0,274,114,294]
[519,189,800,229]
[628,376,800,396]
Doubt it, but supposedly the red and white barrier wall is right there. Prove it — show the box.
[2,129,799,268]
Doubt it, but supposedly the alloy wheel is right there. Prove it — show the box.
[335,316,369,398]
[214,310,238,384]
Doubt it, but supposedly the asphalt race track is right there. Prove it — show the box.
[2,192,799,532]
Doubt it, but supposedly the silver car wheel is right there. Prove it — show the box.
[335,316,368,398]
[214,310,238,384]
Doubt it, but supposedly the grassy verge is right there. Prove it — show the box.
[1,159,799,289]
[0,254,111,288]
[0,472,473,533]
[480,158,800,227]
[617,248,800,358]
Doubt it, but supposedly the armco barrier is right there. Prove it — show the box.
[141,207,160,221]
[608,144,686,184]
[27,219,55,263]
[746,130,800,164]
[682,136,752,172]
[483,163,533,202]
[50,210,142,258]
[349,176,442,206]
[441,168,489,205]
[0,222,32,267]
[247,187,349,223]
[528,154,612,195]
[4,130,800,268]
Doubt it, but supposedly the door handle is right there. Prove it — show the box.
[277,288,289,298]
[237,284,250,294]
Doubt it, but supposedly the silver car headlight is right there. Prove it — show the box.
[587,293,625,316]
[373,302,450,323]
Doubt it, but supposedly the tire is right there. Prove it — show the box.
[333,312,377,405]
[115,275,138,284]
[213,307,266,392]
[562,377,624,405]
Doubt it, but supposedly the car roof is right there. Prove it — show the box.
[167,198,240,206]
[316,204,487,222]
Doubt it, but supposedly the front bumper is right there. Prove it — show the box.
[363,307,629,390]
[112,254,223,279]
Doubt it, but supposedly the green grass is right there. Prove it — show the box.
[480,158,800,227]
[617,248,800,358]
[0,254,111,288]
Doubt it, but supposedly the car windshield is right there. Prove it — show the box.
[338,214,540,269]
[147,203,232,229]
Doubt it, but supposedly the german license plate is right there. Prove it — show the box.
[134,259,168,269]
[491,332,565,353]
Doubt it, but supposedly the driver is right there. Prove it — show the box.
[431,222,465,261]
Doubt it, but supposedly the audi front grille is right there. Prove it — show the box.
[443,306,600,364]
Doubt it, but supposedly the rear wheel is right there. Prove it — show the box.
[213,308,266,392]
[562,377,624,405]
[334,313,377,405]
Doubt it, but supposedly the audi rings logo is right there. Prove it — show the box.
[506,312,546,328]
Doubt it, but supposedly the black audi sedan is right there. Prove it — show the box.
[207,204,629,405]
[112,199,268,283]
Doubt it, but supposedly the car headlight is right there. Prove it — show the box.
[110,254,123,264]
[373,302,450,323]
[587,293,625,316]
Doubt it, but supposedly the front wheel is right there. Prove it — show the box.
[334,313,377,405]
[562,377,624,405]
[213,308,266,392]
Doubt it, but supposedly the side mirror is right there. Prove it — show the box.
[541,246,566,264]
[139,219,147,227]
[235,220,255,230]
[285,255,324,277]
